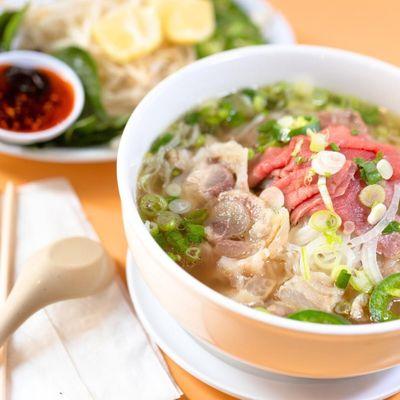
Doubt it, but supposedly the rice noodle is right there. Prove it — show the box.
[18,0,196,116]
[350,183,400,247]
[361,238,382,284]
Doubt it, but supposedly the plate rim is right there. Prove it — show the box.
[0,0,295,163]
[126,252,400,400]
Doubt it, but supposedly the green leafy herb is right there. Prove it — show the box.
[257,115,319,152]
[55,114,128,147]
[53,46,106,119]
[150,133,173,153]
[329,142,340,152]
[0,6,28,51]
[354,153,384,185]
[351,129,359,136]
[196,0,264,58]
[48,46,131,147]
[184,112,200,125]
[382,221,400,235]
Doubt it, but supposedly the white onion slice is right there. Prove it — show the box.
[317,175,334,211]
[165,182,182,197]
[350,183,400,247]
[311,151,346,176]
[361,238,382,285]
[168,199,192,214]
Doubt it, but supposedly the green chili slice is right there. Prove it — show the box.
[287,310,350,325]
[369,273,400,322]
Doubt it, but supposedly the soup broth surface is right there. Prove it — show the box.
[138,82,400,325]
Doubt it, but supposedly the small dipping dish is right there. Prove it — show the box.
[0,50,84,145]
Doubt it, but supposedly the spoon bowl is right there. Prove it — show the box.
[0,237,114,347]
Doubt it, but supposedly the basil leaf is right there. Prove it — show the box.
[0,11,14,41]
[382,221,400,235]
[53,46,107,119]
[0,5,28,51]
[60,114,128,147]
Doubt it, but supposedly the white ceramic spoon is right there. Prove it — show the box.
[0,236,114,347]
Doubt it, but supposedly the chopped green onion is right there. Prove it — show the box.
[349,270,374,294]
[329,142,340,152]
[171,167,183,177]
[313,245,341,271]
[194,134,206,148]
[156,211,182,232]
[295,156,307,165]
[335,269,351,289]
[382,221,400,235]
[331,264,351,281]
[253,94,267,113]
[309,210,342,233]
[291,138,304,157]
[140,194,168,217]
[287,115,320,137]
[354,154,384,185]
[146,221,159,236]
[308,130,327,152]
[168,252,182,263]
[185,245,201,261]
[359,184,385,208]
[185,223,206,244]
[323,230,342,245]
[351,129,359,136]
[247,148,255,160]
[165,230,188,253]
[184,209,209,224]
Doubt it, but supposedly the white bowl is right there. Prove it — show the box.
[118,45,400,378]
[0,50,84,145]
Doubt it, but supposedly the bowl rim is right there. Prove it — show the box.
[118,44,400,336]
[0,50,84,144]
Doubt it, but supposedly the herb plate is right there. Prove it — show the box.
[0,0,295,163]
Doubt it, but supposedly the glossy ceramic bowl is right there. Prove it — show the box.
[117,45,400,378]
[0,51,84,145]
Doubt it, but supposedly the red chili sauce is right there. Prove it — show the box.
[0,65,75,133]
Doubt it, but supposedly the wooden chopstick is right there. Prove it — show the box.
[0,182,18,400]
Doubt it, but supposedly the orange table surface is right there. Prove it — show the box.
[1,0,400,398]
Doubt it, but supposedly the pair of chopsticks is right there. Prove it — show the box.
[0,182,18,400]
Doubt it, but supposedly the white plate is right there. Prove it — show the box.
[0,0,295,163]
[126,252,400,400]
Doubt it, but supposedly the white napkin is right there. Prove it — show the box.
[1,178,182,400]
